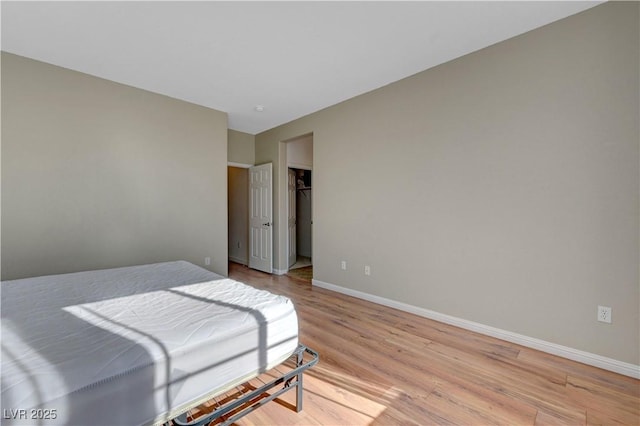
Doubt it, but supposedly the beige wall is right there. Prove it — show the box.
[2,53,229,279]
[228,129,255,165]
[256,2,639,365]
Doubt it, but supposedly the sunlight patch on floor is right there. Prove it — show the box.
[300,364,402,424]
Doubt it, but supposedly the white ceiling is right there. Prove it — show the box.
[2,1,602,135]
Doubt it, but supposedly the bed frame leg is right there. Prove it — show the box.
[296,348,304,412]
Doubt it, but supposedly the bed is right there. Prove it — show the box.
[1,261,318,425]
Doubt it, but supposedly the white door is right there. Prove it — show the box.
[249,163,273,273]
[288,169,297,268]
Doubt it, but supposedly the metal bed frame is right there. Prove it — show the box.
[169,344,319,426]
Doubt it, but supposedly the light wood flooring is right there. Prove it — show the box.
[225,262,639,425]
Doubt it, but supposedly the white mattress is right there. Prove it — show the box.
[1,261,299,425]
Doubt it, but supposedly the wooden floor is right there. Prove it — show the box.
[226,262,639,425]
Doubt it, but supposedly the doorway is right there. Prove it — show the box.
[227,163,274,274]
[288,168,312,270]
[283,133,313,275]
[228,166,249,266]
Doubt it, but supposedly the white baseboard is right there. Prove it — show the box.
[273,268,287,275]
[312,278,640,379]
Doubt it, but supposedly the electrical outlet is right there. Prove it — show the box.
[340,261,347,270]
[597,305,612,323]
[205,257,211,266]
[364,265,371,276]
